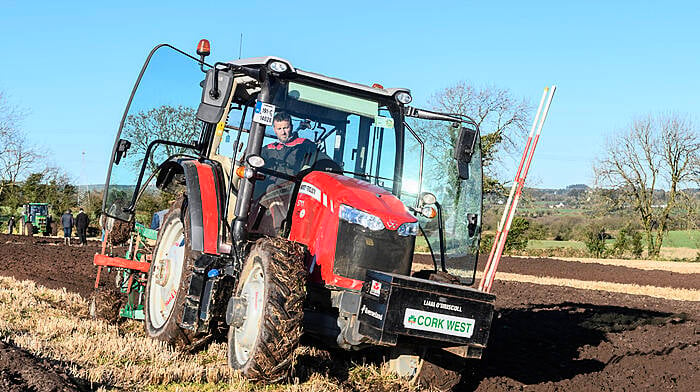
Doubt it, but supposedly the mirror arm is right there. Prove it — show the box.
[419,224,440,273]
[468,122,481,156]
[403,121,425,208]
[210,62,264,100]
[405,106,461,123]
[435,201,447,272]
[210,63,225,99]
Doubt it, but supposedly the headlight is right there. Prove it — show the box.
[420,192,437,205]
[268,61,289,73]
[339,205,385,231]
[397,221,419,236]
[395,91,412,104]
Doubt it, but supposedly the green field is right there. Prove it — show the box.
[527,240,586,249]
[661,230,700,248]
[528,230,700,250]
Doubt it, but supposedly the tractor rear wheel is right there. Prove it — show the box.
[24,222,33,237]
[227,237,306,382]
[144,195,204,348]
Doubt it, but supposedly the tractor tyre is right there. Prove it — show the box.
[88,287,124,323]
[144,195,205,348]
[24,222,33,237]
[227,237,306,383]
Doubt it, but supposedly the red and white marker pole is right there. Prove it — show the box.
[479,85,557,293]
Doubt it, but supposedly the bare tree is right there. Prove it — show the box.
[121,105,200,172]
[595,114,700,256]
[414,81,531,194]
[0,92,40,199]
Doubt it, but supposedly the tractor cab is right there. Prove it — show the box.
[96,42,493,389]
[102,45,482,284]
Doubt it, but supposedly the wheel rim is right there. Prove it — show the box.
[148,217,185,329]
[234,263,265,365]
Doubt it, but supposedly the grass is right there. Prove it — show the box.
[0,276,413,391]
[526,230,700,261]
[527,240,586,250]
[662,230,700,249]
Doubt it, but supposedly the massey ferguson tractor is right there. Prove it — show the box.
[93,41,494,390]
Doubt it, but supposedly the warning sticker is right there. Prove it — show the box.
[253,101,275,125]
[369,280,382,297]
[299,181,321,202]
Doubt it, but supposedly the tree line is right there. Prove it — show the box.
[2,82,698,256]
[0,93,78,221]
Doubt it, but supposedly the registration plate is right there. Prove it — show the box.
[403,308,476,338]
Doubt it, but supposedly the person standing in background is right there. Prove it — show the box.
[61,209,74,245]
[7,216,15,234]
[75,208,89,246]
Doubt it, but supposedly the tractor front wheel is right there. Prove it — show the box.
[227,237,306,382]
[144,196,204,348]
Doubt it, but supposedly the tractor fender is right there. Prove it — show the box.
[156,158,225,255]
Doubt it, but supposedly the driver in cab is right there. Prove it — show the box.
[261,111,326,175]
[251,112,332,234]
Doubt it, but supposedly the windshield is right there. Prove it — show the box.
[103,45,206,222]
[241,80,400,236]
[29,205,47,215]
[402,121,483,284]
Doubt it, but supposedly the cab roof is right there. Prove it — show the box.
[228,56,411,99]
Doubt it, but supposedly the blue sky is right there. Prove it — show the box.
[1,1,699,188]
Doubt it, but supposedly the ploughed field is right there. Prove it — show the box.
[0,233,698,391]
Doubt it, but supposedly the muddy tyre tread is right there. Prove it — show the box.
[229,237,306,383]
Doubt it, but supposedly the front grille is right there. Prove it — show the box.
[333,220,415,281]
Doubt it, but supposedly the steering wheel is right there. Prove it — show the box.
[311,158,342,173]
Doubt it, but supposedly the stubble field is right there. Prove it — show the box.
[0,233,697,391]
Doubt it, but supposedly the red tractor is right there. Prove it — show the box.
[94,41,494,390]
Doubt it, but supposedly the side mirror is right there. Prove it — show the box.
[114,139,131,165]
[196,67,234,123]
[454,126,477,179]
